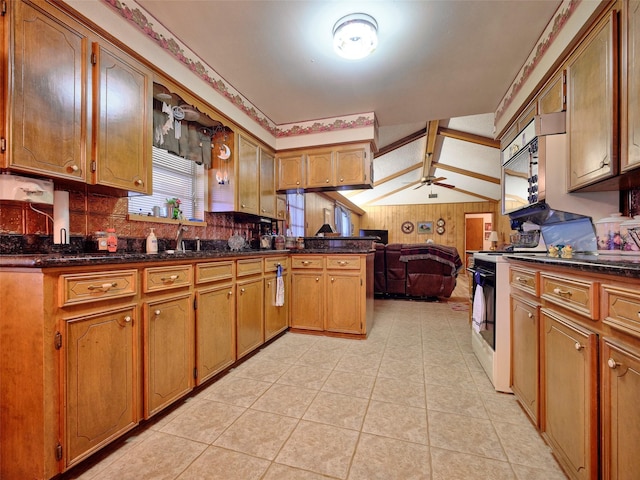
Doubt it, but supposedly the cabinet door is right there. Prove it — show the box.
[144,294,194,417]
[9,0,87,180]
[236,276,264,359]
[290,271,324,330]
[237,134,259,214]
[277,153,304,191]
[326,272,363,334]
[276,194,287,222]
[567,11,618,190]
[306,150,334,188]
[65,305,138,467]
[622,0,640,171]
[264,272,288,341]
[510,295,540,426]
[601,338,640,480]
[92,42,152,193]
[195,284,235,385]
[542,310,598,480]
[259,149,276,217]
[335,146,370,188]
[538,70,566,114]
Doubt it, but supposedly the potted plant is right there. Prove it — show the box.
[166,197,182,220]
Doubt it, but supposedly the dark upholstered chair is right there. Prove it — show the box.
[374,243,461,299]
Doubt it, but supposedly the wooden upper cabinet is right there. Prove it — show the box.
[5,0,151,192]
[622,0,640,172]
[92,42,152,194]
[335,144,372,189]
[237,133,259,215]
[566,10,619,191]
[538,70,566,114]
[306,149,334,188]
[8,0,88,180]
[259,148,276,217]
[517,103,537,133]
[277,153,304,191]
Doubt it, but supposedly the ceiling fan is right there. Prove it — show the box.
[414,152,455,190]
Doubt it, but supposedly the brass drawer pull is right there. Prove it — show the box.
[516,276,529,284]
[338,261,349,266]
[302,261,311,266]
[607,358,619,369]
[161,275,179,282]
[553,287,572,298]
[88,282,117,291]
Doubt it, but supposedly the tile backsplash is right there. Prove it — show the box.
[0,186,264,253]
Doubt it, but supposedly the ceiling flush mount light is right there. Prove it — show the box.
[332,13,378,60]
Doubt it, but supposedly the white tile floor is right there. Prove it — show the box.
[63,288,567,480]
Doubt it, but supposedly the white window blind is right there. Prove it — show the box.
[129,147,205,220]
[286,192,305,236]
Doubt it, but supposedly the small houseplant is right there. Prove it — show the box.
[166,197,182,220]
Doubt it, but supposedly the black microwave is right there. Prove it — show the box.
[501,137,539,215]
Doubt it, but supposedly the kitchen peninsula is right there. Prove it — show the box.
[0,239,374,479]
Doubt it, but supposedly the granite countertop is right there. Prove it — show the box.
[0,247,374,268]
[505,252,640,279]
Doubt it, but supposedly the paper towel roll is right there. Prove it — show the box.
[53,190,70,244]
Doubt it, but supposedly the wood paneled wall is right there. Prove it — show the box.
[359,202,512,257]
[303,193,361,236]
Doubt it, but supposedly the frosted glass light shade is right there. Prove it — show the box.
[333,13,378,60]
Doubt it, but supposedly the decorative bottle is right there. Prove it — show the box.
[106,228,118,253]
[146,228,158,254]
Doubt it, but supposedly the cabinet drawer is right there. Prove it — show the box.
[196,261,234,284]
[540,273,598,320]
[143,265,192,292]
[602,284,640,339]
[291,256,324,269]
[510,266,538,296]
[60,269,138,307]
[326,256,360,270]
[264,256,289,273]
[237,258,262,277]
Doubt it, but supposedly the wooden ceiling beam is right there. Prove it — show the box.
[435,163,500,184]
[373,162,422,187]
[437,126,500,149]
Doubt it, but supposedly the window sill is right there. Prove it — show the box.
[127,214,207,227]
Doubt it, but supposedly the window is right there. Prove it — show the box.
[129,147,205,220]
[286,192,305,236]
[335,204,352,236]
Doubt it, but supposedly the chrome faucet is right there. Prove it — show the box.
[175,224,188,252]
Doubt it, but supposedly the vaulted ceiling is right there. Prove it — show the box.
[134,0,562,206]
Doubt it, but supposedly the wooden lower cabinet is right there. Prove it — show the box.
[64,305,139,467]
[143,294,194,417]
[510,295,540,426]
[326,271,362,334]
[541,308,598,480]
[195,283,235,385]
[290,254,373,336]
[236,275,264,358]
[290,270,325,330]
[264,271,288,341]
[601,337,640,480]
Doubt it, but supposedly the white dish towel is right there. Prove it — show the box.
[472,283,486,333]
[275,264,285,307]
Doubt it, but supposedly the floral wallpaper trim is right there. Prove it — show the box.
[495,0,578,124]
[101,0,374,139]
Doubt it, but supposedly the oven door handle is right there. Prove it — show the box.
[468,267,495,278]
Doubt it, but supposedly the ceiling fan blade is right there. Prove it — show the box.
[413,182,427,190]
[434,181,455,189]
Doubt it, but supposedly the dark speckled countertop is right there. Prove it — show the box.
[505,252,640,279]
